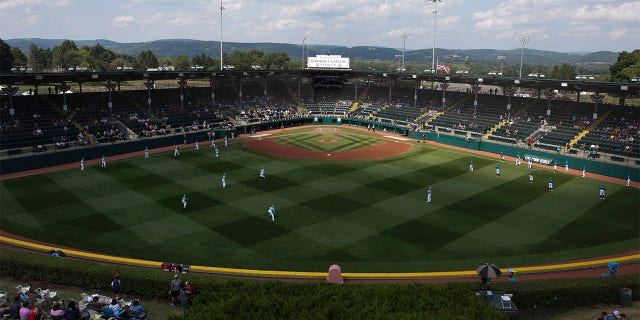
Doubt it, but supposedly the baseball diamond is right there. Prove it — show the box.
[1,126,638,274]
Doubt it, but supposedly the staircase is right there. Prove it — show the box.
[483,119,509,139]
[567,110,611,149]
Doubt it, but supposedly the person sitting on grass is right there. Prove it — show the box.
[63,300,81,320]
[49,302,65,319]
[127,299,147,319]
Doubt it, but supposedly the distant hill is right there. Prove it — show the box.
[5,38,619,65]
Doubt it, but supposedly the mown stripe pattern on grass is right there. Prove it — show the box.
[1,129,638,273]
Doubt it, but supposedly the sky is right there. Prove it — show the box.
[1,0,639,52]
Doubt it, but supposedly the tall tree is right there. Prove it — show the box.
[87,43,117,71]
[610,50,640,82]
[11,46,28,66]
[52,40,80,69]
[138,50,158,70]
[28,44,52,71]
[0,38,13,72]
[173,55,191,71]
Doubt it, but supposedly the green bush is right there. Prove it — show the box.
[2,248,638,319]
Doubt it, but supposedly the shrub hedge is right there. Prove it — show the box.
[1,248,638,319]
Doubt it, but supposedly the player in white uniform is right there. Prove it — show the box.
[80,158,85,172]
[195,140,199,150]
[527,158,532,169]
[174,145,180,157]
[181,194,187,208]
[101,155,106,168]
[224,136,228,148]
[260,167,266,178]
[582,165,586,178]
[144,147,149,158]
[210,139,216,148]
[515,152,521,166]
[599,184,605,199]
[529,171,534,183]
[469,160,474,172]
[427,186,432,203]
[565,160,569,172]
[548,177,554,191]
[215,147,220,158]
[267,204,276,221]
[553,161,557,173]
[221,173,227,188]
[627,173,631,187]
[495,164,501,176]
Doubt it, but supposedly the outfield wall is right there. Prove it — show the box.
[1,117,637,181]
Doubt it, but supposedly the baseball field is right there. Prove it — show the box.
[1,126,638,273]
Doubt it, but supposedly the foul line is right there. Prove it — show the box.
[1,235,637,280]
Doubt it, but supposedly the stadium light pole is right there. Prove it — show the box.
[515,36,529,78]
[301,36,307,70]
[399,33,410,73]
[428,0,441,75]
[220,0,225,71]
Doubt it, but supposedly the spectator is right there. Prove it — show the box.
[108,298,122,315]
[49,302,65,319]
[168,274,183,306]
[28,303,44,320]
[19,301,30,320]
[63,300,81,320]
[8,296,21,319]
[111,274,121,295]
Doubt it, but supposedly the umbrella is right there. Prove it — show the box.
[476,263,502,279]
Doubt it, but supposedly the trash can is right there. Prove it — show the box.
[619,288,632,307]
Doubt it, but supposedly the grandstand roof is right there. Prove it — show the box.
[1,70,638,96]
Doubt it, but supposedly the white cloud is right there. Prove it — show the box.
[112,15,135,27]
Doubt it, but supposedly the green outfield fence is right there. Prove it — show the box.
[1,117,638,181]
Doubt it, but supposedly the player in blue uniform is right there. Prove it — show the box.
[144,146,149,158]
[599,184,605,199]
[548,177,553,191]
[495,164,501,176]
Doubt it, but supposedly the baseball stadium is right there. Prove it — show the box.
[1,66,639,318]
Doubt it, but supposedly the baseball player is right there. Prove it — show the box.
[210,139,216,148]
[80,158,85,172]
[582,165,586,178]
[101,155,106,168]
[267,204,276,221]
[224,136,228,148]
[215,147,220,158]
[181,194,187,208]
[221,173,227,188]
[427,186,432,203]
[144,146,149,158]
[495,164,501,176]
[195,140,199,151]
[553,160,557,173]
[628,173,631,187]
[565,160,569,172]
[548,177,554,191]
[174,145,180,157]
[599,184,605,199]
[260,167,266,178]
[469,160,474,172]
[500,152,504,162]
[527,158,532,169]
[529,170,534,183]
[515,152,521,166]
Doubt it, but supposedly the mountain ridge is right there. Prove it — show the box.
[5,38,619,65]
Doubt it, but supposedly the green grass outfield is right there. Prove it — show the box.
[1,126,638,273]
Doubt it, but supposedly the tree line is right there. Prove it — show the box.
[1,38,638,82]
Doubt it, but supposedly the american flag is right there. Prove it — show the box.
[436,64,451,74]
